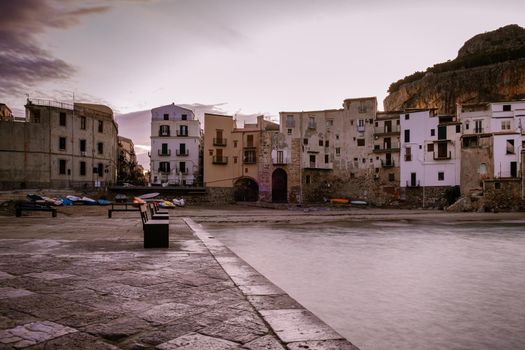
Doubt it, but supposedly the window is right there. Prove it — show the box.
[362,158,366,163]
[161,143,169,155]
[179,161,186,173]
[80,139,86,153]
[303,138,308,145]
[479,163,487,175]
[179,143,186,156]
[427,143,434,152]
[325,154,329,163]
[325,140,329,147]
[247,135,254,147]
[357,139,365,146]
[277,151,284,164]
[501,120,511,130]
[244,149,256,164]
[59,137,66,151]
[319,140,323,147]
[97,142,103,154]
[59,112,66,126]
[308,117,316,129]
[159,162,170,173]
[405,147,412,161]
[404,129,410,143]
[358,119,365,128]
[503,104,511,112]
[465,121,469,130]
[388,173,395,182]
[163,113,169,120]
[456,124,461,133]
[286,115,295,128]
[287,129,292,135]
[179,125,188,136]
[233,140,238,148]
[305,175,311,184]
[430,129,435,136]
[358,101,367,113]
[181,114,187,120]
[438,172,444,181]
[309,154,316,167]
[336,147,341,155]
[98,120,103,133]
[59,160,66,175]
[233,156,238,164]
[336,134,339,140]
[80,161,86,176]
[159,125,170,136]
[97,163,104,177]
[80,116,86,130]
[506,139,515,154]
[474,120,483,133]
[405,114,410,120]
[32,110,40,123]
[327,119,334,127]
[495,182,501,190]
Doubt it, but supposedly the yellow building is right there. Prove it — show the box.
[203,113,278,201]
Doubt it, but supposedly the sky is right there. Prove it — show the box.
[1,0,524,168]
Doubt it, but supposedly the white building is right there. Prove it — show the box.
[400,109,461,188]
[150,103,201,186]
[459,101,525,179]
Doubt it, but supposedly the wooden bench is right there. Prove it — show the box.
[108,202,140,218]
[16,203,57,217]
[148,203,169,220]
[140,204,169,248]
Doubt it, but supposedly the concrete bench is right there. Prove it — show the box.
[16,203,57,218]
[140,204,169,248]
[108,202,140,218]
[148,203,169,220]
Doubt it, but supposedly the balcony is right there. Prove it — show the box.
[157,169,171,175]
[176,130,188,137]
[158,150,171,156]
[373,146,400,153]
[213,138,227,146]
[357,125,365,133]
[404,154,412,161]
[374,125,400,136]
[308,122,316,129]
[273,156,289,165]
[433,151,452,160]
[381,159,395,168]
[176,168,188,175]
[474,127,484,134]
[212,156,228,164]
[406,180,420,187]
[243,157,256,164]
[176,149,189,156]
[158,130,170,137]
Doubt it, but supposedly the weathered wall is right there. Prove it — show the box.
[460,136,493,195]
[402,186,455,208]
[483,179,524,210]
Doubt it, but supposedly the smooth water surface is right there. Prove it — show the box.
[206,220,525,350]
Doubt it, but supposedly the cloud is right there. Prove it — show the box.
[0,0,112,97]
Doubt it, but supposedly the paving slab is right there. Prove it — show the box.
[0,321,77,348]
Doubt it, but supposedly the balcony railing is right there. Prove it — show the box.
[273,156,289,165]
[474,127,484,134]
[158,150,171,156]
[176,130,188,137]
[308,122,316,129]
[157,169,171,174]
[381,159,395,168]
[176,150,189,156]
[433,151,452,160]
[176,168,188,175]
[406,180,420,187]
[212,156,228,164]
[243,157,256,164]
[213,138,227,146]
[373,146,400,153]
[357,125,365,132]
[404,154,412,161]
[374,125,400,135]
[158,131,170,137]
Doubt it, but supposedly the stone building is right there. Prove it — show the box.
[0,103,13,121]
[458,101,525,197]
[117,136,144,185]
[0,99,118,189]
[149,104,201,186]
[203,113,278,202]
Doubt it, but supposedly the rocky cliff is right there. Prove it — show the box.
[384,24,525,114]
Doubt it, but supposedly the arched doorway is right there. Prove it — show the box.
[272,168,287,203]
[233,177,259,202]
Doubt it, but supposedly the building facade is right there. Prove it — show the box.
[149,104,201,186]
[0,99,118,189]
[0,103,13,122]
[117,136,144,185]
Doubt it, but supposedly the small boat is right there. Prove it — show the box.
[60,198,73,206]
[159,200,176,208]
[115,194,128,203]
[80,197,97,205]
[350,200,368,206]
[139,192,160,200]
[27,194,44,203]
[172,198,185,207]
[66,195,82,202]
[42,197,63,206]
[330,198,349,204]
[132,197,146,206]
[97,199,112,206]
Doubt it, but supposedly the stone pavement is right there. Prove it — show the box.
[0,211,358,349]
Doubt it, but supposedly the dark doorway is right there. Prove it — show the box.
[510,161,517,178]
[272,168,288,203]
[233,178,259,202]
[410,172,417,187]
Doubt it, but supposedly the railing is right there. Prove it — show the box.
[406,180,420,187]
[374,125,400,135]
[158,131,170,137]
[474,127,484,133]
[176,168,188,175]
[243,157,256,164]
[404,154,412,161]
[357,125,365,132]
[158,150,171,156]
[157,169,171,174]
[176,150,189,156]
[212,156,228,164]
[213,138,227,146]
[433,151,451,160]
[381,159,395,168]
[27,98,73,110]
[308,122,316,129]
[373,147,400,153]
[176,130,188,137]
[273,156,289,165]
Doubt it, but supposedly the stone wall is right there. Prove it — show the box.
[460,135,493,195]
[402,185,456,208]
[483,179,525,210]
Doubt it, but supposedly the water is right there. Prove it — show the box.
[206,220,525,350]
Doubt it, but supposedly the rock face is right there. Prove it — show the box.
[384,25,525,114]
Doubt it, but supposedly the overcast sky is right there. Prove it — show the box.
[2,0,524,120]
